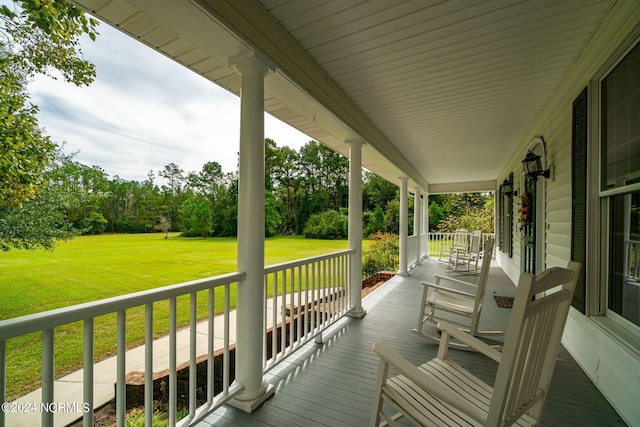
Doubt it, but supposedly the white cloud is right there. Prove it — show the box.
[27,19,311,182]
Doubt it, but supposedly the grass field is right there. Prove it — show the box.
[0,233,350,399]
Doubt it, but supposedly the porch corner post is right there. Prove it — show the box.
[347,139,366,318]
[414,186,422,264]
[398,176,409,276]
[229,55,274,412]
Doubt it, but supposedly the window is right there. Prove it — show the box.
[601,42,640,190]
[608,191,640,327]
[601,40,640,328]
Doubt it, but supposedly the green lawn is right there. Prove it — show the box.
[0,233,349,399]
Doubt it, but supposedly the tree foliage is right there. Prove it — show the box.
[431,193,494,233]
[0,1,98,209]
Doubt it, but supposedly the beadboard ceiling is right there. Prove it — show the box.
[70,0,614,192]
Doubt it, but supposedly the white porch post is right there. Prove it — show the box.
[398,176,409,276]
[347,139,366,318]
[230,55,274,412]
[424,192,430,257]
[414,187,422,264]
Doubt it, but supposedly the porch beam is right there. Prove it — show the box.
[229,54,274,412]
[347,139,366,318]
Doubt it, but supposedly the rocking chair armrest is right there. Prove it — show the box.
[432,274,479,288]
[420,281,477,298]
[437,320,502,363]
[372,342,488,424]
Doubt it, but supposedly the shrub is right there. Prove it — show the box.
[362,232,399,277]
[303,209,348,239]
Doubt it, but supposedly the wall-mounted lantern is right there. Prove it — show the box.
[522,150,550,180]
[502,178,517,197]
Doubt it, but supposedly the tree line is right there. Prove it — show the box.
[28,140,403,240]
[6,140,493,241]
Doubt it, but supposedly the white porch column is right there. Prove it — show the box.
[398,176,409,276]
[424,192,430,257]
[347,139,366,318]
[414,187,422,264]
[230,55,274,412]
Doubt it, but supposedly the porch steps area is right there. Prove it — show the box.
[199,259,626,426]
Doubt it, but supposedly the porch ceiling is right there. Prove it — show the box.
[70,0,614,192]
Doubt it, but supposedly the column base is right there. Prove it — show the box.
[397,269,410,276]
[228,383,275,413]
[348,307,366,318]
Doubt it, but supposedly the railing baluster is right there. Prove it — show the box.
[304,264,309,338]
[289,267,295,350]
[116,310,126,427]
[169,297,177,427]
[271,272,278,363]
[223,284,230,393]
[42,328,54,427]
[208,286,215,405]
[297,265,302,344]
[189,292,197,418]
[281,270,287,356]
[144,303,153,427]
[341,253,346,314]
[84,318,94,427]
[322,259,328,324]
[311,261,317,333]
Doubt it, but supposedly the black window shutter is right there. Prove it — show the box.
[571,87,587,313]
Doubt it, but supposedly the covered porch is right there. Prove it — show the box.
[3,0,638,425]
[198,258,623,427]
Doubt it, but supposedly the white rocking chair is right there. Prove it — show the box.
[438,228,468,262]
[412,239,500,349]
[448,230,483,273]
[370,261,581,427]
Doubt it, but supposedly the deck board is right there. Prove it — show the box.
[198,259,626,426]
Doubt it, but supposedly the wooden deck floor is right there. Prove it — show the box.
[198,259,626,426]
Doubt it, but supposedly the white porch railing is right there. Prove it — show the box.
[405,233,431,271]
[625,240,640,282]
[263,249,353,371]
[0,249,356,427]
[427,232,496,258]
[0,272,244,427]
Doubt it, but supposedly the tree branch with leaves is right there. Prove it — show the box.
[0,0,98,249]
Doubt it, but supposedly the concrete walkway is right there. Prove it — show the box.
[6,296,292,427]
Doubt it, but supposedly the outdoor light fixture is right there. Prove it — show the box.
[502,178,517,197]
[522,150,550,180]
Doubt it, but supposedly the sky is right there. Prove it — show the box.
[27,16,312,182]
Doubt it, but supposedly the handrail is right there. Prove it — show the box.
[0,272,245,340]
[264,249,353,274]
